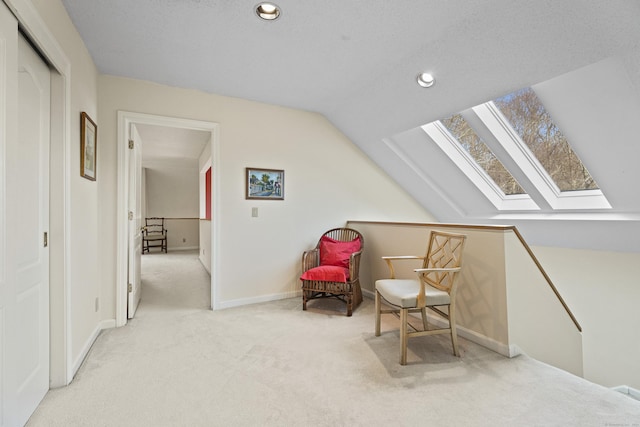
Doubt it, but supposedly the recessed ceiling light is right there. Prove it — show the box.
[417,72,435,88]
[256,3,281,20]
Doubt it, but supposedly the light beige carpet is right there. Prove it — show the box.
[27,251,640,426]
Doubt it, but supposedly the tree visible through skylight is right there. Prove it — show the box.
[440,114,526,195]
[494,88,598,192]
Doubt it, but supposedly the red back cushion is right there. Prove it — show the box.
[319,236,361,268]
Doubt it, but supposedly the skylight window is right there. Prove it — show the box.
[440,114,525,196]
[494,88,598,192]
[422,86,611,212]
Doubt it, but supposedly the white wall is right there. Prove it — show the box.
[504,234,583,378]
[532,246,640,390]
[144,158,200,250]
[98,75,434,313]
[145,159,199,218]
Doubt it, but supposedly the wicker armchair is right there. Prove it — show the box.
[301,228,364,316]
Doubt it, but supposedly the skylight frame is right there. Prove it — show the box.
[473,101,611,210]
[422,121,540,211]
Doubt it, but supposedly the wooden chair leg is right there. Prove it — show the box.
[302,290,308,311]
[449,305,459,357]
[421,307,428,330]
[375,291,381,336]
[400,308,408,365]
[346,295,353,317]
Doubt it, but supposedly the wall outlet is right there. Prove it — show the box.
[252,207,258,217]
[182,237,186,243]
[95,297,99,312]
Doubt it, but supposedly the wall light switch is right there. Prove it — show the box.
[251,207,259,217]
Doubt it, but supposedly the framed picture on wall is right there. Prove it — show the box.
[246,168,284,200]
[80,112,97,181]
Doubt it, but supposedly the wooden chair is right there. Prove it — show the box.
[375,231,467,365]
[301,228,364,316]
[142,217,167,254]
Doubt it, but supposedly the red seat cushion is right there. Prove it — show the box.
[319,236,361,268]
[300,265,350,283]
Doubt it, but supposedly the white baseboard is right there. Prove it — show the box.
[612,385,640,401]
[71,323,101,378]
[418,312,513,357]
[198,255,211,274]
[71,319,116,379]
[217,290,302,310]
[362,288,375,299]
[170,246,199,251]
[100,318,116,330]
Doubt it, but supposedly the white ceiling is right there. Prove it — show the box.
[61,0,640,126]
[60,0,640,251]
[135,124,210,166]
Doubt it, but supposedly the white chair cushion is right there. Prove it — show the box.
[375,279,450,308]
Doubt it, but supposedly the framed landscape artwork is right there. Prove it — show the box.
[246,168,284,200]
[80,112,97,181]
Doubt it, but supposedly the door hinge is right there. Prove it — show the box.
[128,211,133,220]
[43,232,48,247]
[128,139,134,149]
[128,283,133,293]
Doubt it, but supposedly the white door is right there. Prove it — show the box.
[127,124,143,318]
[0,2,51,423]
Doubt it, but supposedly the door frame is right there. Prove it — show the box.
[4,0,73,386]
[116,111,220,326]
[126,123,143,319]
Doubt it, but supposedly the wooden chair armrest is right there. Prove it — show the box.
[301,248,319,273]
[414,267,462,307]
[381,256,425,279]
[349,250,363,280]
[413,267,461,273]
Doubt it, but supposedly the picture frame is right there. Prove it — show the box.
[80,112,97,181]
[246,167,284,200]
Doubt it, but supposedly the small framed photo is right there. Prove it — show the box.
[246,168,284,200]
[80,112,97,181]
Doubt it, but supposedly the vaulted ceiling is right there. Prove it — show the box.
[61,0,640,251]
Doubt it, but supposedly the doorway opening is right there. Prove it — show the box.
[116,112,220,327]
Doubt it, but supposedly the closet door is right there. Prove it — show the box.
[0,2,51,425]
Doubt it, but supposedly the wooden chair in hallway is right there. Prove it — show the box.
[300,228,364,316]
[375,230,467,365]
[143,217,168,254]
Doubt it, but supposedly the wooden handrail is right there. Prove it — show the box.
[346,220,582,332]
[510,227,582,332]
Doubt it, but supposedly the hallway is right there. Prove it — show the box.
[137,250,211,313]
[27,250,213,426]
